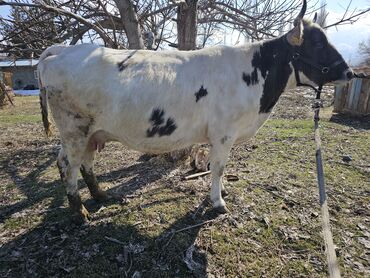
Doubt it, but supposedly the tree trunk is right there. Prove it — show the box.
[167,1,199,162]
[114,0,144,49]
[177,0,198,50]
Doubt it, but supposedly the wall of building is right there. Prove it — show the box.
[0,66,38,90]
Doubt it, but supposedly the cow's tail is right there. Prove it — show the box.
[38,45,67,137]
[39,84,51,137]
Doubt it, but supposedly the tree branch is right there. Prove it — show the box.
[0,0,116,47]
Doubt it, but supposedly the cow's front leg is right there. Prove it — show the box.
[209,140,233,214]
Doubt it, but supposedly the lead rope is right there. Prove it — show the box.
[312,72,370,277]
[294,63,341,277]
[292,51,370,277]
[313,72,370,277]
[313,87,341,278]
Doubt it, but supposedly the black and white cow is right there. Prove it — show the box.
[38,0,353,222]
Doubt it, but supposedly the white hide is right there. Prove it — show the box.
[38,42,300,211]
[38,43,296,153]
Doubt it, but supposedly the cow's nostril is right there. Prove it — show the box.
[346,70,354,80]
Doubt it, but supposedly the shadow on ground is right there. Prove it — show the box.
[0,145,211,277]
[330,113,370,130]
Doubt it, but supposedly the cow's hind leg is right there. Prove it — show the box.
[48,88,92,223]
[80,149,108,201]
[58,139,91,223]
[209,140,233,214]
[66,144,90,223]
[57,146,68,182]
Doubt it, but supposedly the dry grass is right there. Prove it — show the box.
[0,90,369,277]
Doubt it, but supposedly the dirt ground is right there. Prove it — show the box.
[0,87,369,277]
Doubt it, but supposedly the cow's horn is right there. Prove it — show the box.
[294,0,307,26]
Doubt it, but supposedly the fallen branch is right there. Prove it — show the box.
[173,218,216,234]
[184,170,211,180]
[253,183,299,205]
[162,215,227,250]
[104,236,125,245]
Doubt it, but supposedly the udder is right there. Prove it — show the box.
[88,130,115,152]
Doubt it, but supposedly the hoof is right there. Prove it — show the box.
[92,190,109,202]
[107,192,123,201]
[213,205,229,215]
[72,205,91,224]
[221,190,229,197]
[93,190,122,202]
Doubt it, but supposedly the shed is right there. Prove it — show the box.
[0,73,15,107]
[0,59,39,90]
[334,67,370,115]
[0,71,12,87]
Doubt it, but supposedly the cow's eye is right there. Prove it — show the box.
[315,42,324,49]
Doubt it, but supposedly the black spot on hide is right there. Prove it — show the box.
[220,136,229,144]
[243,37,292,114]
[117,51,137,71]
[150,108,165,126]
[254,40,293,113]
[195,86,208,102]
[78,125,90,136]
[242,68,259,86]
[147,108,177,137]
[117,61,127,71]
[57,155,69,181]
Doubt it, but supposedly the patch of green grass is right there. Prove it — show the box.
[261,118,313,139]
[0,183,27,205]
[3,214,43,230]
[0,114,41,125]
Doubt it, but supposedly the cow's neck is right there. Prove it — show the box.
[247,35,296,114]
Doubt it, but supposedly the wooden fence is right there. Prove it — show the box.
[334,68,370,115]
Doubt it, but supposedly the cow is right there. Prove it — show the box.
[38,0,353,223]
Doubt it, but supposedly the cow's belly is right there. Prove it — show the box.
[235,112,270,143]
[123,136,201,154]
[90,103,269,153]
[94,111,209,154]
[115,129,207,154]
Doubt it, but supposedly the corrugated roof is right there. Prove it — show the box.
[354,66,370,75]
[0,59,39,67]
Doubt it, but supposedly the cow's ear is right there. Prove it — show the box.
[287,20,304,46]
[313,12,318,23]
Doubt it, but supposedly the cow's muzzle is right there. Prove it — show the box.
[343,68,354,81]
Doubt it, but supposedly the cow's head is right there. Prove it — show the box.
[286,0,353,86]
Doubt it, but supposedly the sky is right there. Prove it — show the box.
[325,0,370,65]
[0,0,369,64]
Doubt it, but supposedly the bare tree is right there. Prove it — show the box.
[0,0,183,54]
[177,0,198,50]
[114,0,144,49]
[324,4,370,29]
[359,37,370,66]
[1,0,368,58]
